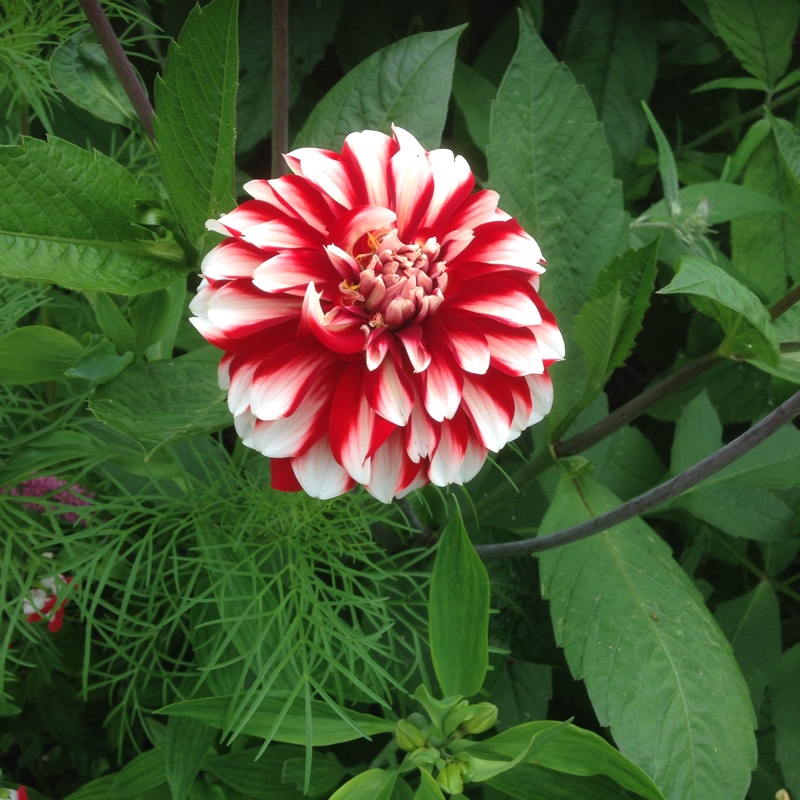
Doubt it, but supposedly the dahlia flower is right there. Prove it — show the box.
[1,787,28,800]
[191,126,563,502]
[24,573,72,633]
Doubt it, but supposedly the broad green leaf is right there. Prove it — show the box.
[539,474,757,800]
[771,644,800,796]
[751,348,800,384]
[65,339,134,384]
[294,26,465,151]
[110,748,168,796]
[705,0,800,87]
[88,348,232,459]
[573,240,658,400]
[0,326,84,384]
[693,76,768,92]
[669,390,721,473]
[715,582,781,711]
[0,137,185,293]
[236,0,343,153]
[205,746,344,800]
[489,660,552,731]
[769,113,800,194]
[488,12,628,328]
[658,256,780,365]
[452,60,496,154]
[329,769,398,800]
[62,775,118,800]
[154,0,238,250]
[165,716,217,800]
[158,694,395,745]
[87,292,137,354]
[429,508,490,697]
[461,721,664,799]
[732,121,800,301]
[50,28,137,126]
[413,769,445,800]
[564,0,657,166]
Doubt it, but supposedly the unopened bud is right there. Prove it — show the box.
[436,762,464,795]
[408,746,440,767]
[395,718,428,751]
[443,701,498,736]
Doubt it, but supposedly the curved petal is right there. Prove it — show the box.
[448,278,542,327]
[428,410,469,486]
[243,217,325,250]
[252,249,337,294]
[205,282,304,337]
[327,205,397,255]
[432,314,490,374]
[210,200,278,235]
[524,373,554,425]
[365,429,424,503]
[458,432,488,483]
[419,149,474,233]
[201,239,266,280]
[421,333,463,421]
[392,125,426,155]
[389,148,434,241]
[534,303,566,364]
[460,373,515,452]
[301,283,367,354]
[284,148,358,209]
[404,387,440,462]
[365,327,390,370]
[244,174,334,233]
[270,457,303,492]
[480,319,544,376]
[447,189,502,231]
[342,130,395,207]
[458,219,545,271]
[365,352,414,426]
[290,435,355,499]
[396,325,431,373]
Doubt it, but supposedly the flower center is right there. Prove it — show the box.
[341,229,447,330]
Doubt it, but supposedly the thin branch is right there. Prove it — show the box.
[271,0,289,177]
[79,0,154,141]
[474,388,800,559]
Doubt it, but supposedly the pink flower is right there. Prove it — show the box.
[8,475,94,526]
[23,573,72,633]
[191,127,564,502]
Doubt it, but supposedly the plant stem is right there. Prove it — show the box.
[474,388,800,559]
[770,281,800,320]
[78,0,154,141]
[271,0,289,177]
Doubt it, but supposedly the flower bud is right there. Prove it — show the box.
[395,718,428,751]
[436,762,464,795]
[443,701,498,737]
[407,746,440,768]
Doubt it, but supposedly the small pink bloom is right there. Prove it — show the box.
[191,127,564,502]
[8,475,94,526]
[24,574,72,633]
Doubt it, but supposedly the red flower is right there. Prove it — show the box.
[23,574,72,633]
[191,127,563,502]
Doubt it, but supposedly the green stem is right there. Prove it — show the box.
[474,387,800,559]
[271,0,289,177]
[78,0,154,141]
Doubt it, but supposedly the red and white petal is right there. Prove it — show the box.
[392,125,427,156]
[449,278,542,328]
[365,353,414,426]
[327,205,397,255]
[342,130,395,207]
[461,373,515,452]
[243,218,325,250]
[244,175,334,234]
[201,240,265,280]
[507,377,533,441]
[480,319,544,376]
[204,282,304,337]
[227,357,260,415]
[458,433,489,483]
[396,325,431,373]
[432,315,490,374]
[365,429,424,503]
[428,411,469,486]
[330,364,395,484]
[270,457,303,493]
[404,391,440,462]
[389,148,434,241]
[420,338,463,421]
[419,149,474,233]
[250,342,333,421]
[253,249,337,294]
[524,373,554,425]
[365,327,390,370]
[458,220,545,271]
[535,311,566,363]
[447,189,501,231]
[290,435,356,499]
[209,200,277,236]
[301,283,368,354]
[284,148,358,209]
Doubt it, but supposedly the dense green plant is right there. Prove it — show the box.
[1,1,800,799]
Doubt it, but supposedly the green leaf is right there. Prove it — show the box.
[462,721,665,799]
[451,60,496,155]
[329,769,398,800]
[282,752,348,798]
[563,0,657,166]
[769,112,800,194]
[50,28,137,126]
[0,325,84,384]
[294,26,464,151]
[732,131,800,301]
[165,716,217,800]
[489,660,552,731]
[641,102,680,216]
[429,507,490,697]
[158,694,395,746]
[64,339,134,383]
[154,0,238,250]
[694,76,769,92]
[488,12,628,329]
[88,348,232,459]
[705,0,800,88]
[0,137,185,293]
[573,240,659,401]
[111,748,168,797]
[538,474,757,800]
[715,582,781,711]
[413,769,445,800]
[669,390,721,473]
[771,644,800,797]
[658,256,780,365]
